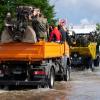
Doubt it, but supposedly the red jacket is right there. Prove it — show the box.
[49,27,61,41]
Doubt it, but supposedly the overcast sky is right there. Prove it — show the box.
[50,0,100,24]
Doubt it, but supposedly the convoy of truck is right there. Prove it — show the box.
[0,6,99,89]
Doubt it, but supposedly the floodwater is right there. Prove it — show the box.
[0,81,71,100]
[0,67,100,100]
[69,68,100,100]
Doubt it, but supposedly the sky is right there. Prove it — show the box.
[50,0,100,24]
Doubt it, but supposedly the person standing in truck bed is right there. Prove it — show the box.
[1,12,13,43]
[58,19,67,42]
[31,8,48,41]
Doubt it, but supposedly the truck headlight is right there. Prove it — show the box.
[74,54,77,57]
[70,57,72,60]
[79,57,82,60]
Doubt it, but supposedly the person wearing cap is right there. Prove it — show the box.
[4,12,14,35]
[1,12,13,43]
[5,12,13,27]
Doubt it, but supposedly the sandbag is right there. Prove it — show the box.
[22,26,37,43]
[1,29,13,43]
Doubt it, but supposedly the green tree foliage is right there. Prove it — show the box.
[96,23,100,52]
[96,23,100,31]
[0,0,54,32]
[96,24,100,44]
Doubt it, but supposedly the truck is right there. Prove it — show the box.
[70,33,99,71]
[0,6,71,89]
[0,41,70,88]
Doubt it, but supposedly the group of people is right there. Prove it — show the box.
[28,6,68,43]
[3,6,68,43]
[69,33,97,47]
[49,19,68,42]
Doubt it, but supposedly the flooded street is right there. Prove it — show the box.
[0,81,71,100]
[0,67,100,100]
[69,68,100,100]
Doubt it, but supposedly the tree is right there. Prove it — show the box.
[96,23,100,53]
[96,24,100,44]
[0,0,55,32]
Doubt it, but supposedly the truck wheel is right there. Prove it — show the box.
[0,85,4,89]
[90,59,94,72]
[94,56,99,67]
[64,66,70,81]
[48,68,55,88]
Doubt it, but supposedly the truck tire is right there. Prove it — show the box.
[89,58,94,72]
[48,68,55,88]
[64,66,70,81]
[94,56,99,67]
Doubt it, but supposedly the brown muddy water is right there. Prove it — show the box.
[0,67,100,100]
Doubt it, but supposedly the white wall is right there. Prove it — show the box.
[69,24,96,34]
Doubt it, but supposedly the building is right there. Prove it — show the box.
[69,24,96,34]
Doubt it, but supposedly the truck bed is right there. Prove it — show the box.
[0,41,69,61]
[70,42,97,59]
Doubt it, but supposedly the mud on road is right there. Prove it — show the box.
[0,67,100,100]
